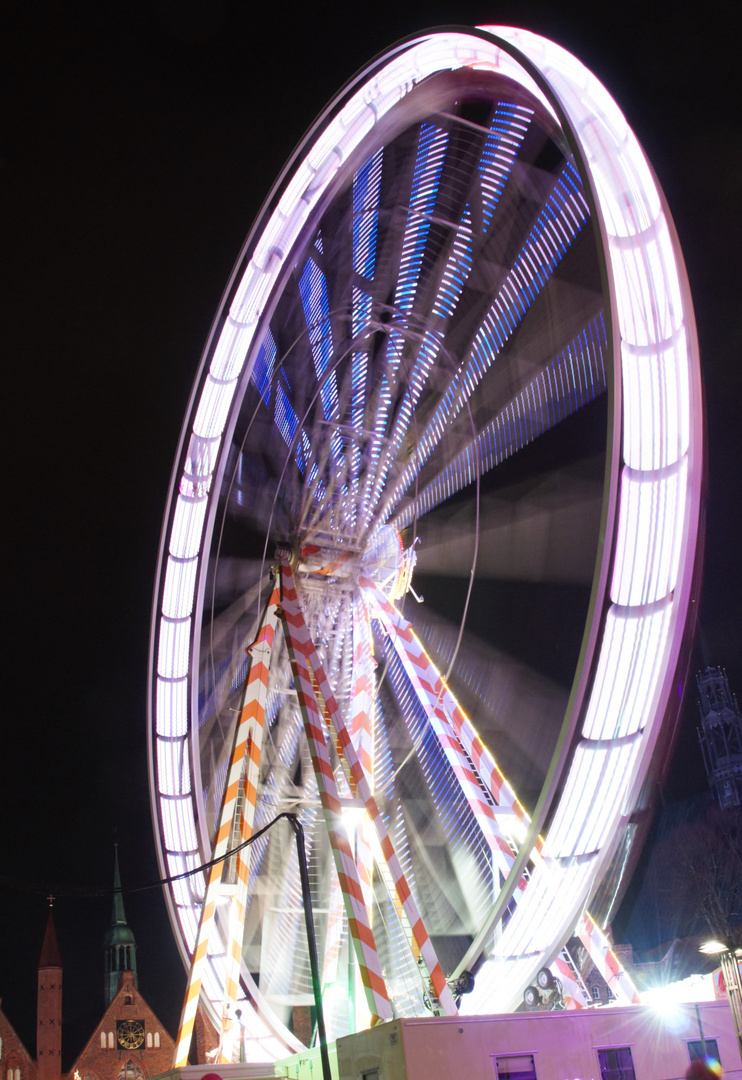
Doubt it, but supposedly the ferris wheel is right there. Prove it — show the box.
[148,25,703,1065]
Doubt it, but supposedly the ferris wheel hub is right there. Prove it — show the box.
[292,525,417,602]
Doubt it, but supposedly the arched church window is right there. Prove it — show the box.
[153,1034,160,1049]
[107,1032,114,1049]
[146,1034,152,1049]
[117,1060,144,1080]
[100,1033,106,1049]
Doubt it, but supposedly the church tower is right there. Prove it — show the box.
[67,848,176,1080]
[103,846,138,1005]
[37,903,62,1080]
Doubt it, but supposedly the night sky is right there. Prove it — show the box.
[2,0,740,1064]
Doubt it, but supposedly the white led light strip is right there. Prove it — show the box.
[150,25,701,1048]
[464,25,701,1013]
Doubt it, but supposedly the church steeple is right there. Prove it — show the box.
[37,901,62,1080]
[103,845,137,1005]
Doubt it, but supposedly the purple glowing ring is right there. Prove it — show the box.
[148,26,702,1054]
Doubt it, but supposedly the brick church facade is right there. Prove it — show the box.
[67,970,173,1080]
[1,1002,37,1080]
[0,852,176,1080]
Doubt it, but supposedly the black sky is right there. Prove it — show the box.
[2,0,740,1062]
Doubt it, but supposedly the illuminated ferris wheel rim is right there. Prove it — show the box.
[148,24,702,1051]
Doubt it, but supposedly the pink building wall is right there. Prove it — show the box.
[337,1001,742,1080]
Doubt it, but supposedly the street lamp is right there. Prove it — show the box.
[699,938,742,1055]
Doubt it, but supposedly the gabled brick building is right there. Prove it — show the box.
[1,852,175,1080]
[1,905,62,1080]
[1,999,37,1080]
[67,971,173,1080]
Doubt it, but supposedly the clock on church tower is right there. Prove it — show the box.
[116,1021,144,1050]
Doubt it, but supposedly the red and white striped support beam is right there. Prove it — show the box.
[362,577,637,1006]
[359,576,641,1012]
[575,912,640,1005]
[173,586,280,1068]
[278,562,392,1024]
[350,598,376,787]
[218,596,281,1059]
[348,599,378,962]
[360,576,528,885]
[361,576,529,815]
[281,562,457,1016]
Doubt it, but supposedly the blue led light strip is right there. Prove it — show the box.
[251,329,278,405]
[379,161,591,526]
[350,153,384,523]
[361,125,448,524]
[298,253,339,419]
[273,379,315,479]
[353,149,383,280]
[479,104,533,235]
[394,123,448,318]
[431,206,474,321]
[363,107,533,526]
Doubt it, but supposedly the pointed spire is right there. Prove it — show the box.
[103,844,138,1005]
[39,902,62,970]
[111,843,127,927]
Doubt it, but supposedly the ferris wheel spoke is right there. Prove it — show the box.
[358,122,449,489]
[298,252,346,475]
[363,578,524,814]
[347,149,386,529]
[411,459,604,594]
[362,103,536,524]
[360,117,454,519]
[391,314,607,533]
[376,161,593,527]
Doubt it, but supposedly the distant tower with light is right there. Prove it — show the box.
[697,667,742,808]
[37,903,62,1080]
[103,845,138,1005]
